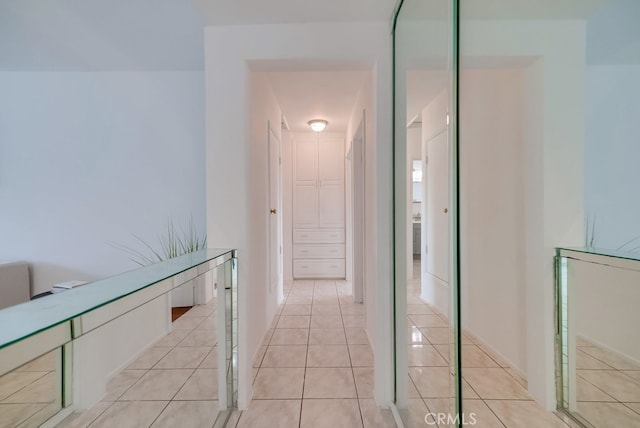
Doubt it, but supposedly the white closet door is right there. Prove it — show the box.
[318,139,344,184]
[293,185,318,228]
[319,185,344,228]
[294,139,318,185]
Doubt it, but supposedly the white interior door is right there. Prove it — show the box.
[268,125,283,295]
[426,130,449,283]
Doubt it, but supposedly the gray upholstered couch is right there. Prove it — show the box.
[0,261,30,309]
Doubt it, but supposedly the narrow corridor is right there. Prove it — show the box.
[231,279,395,428]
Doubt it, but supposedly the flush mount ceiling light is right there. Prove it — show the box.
[308,119,328,132]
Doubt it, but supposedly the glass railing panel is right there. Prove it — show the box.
[0,348,62,428]
[0,249,237,427]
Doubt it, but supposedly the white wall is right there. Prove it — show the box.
[249,71,284,349]
[345,71,383,362]
[585,0,640,65]
[0,72,206,295]
[459,69,527,374]
[585,65,640,250]
[205,21,392,408]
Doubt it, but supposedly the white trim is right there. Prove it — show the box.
[389,403,405,428]
[40,406,74,428]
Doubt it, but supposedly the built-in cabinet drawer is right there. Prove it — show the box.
[293,228,344,244]
[293,260,346,278]
[293,244,345,259]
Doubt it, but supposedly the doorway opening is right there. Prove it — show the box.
[249,65,373,306]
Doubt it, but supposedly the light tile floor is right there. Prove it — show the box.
[402,260,577,428]
[56,299,222,428]
[43,261,640,427]
[233,279,396,428]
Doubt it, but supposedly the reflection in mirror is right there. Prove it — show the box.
[455,0,640,426]
[57,265,223,427]
[394,0,458,426]
[558,249,640,427]
[0,349,61,428]
[458,0,538,422]
[556,0,640,426]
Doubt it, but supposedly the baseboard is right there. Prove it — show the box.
[40,406,74,428]
[464,329,528,382]
[389,402,405,428]
[577,333,640,368]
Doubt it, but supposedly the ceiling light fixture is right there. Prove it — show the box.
[308,119,328,132]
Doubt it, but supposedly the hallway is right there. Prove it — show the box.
[230,279,395,428]
[51,271,582,428]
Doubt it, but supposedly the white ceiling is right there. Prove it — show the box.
[1,0,626,140]
[398,0,608,21]
[266,71,368,133]
[0,0,622,71]
[190,0,397,25]
[0,0,397,71]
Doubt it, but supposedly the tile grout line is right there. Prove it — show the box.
[298,279,314,428]
[335,279,366,428]
[479,397,508,428]
[137,305,209,426]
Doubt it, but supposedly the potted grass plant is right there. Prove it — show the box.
[113,216,207,266]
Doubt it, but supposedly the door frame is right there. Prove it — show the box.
[268,121,283,300]
[351,111,366,303]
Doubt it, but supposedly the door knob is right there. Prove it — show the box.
[270,209,277,214]
[443,208,448,213]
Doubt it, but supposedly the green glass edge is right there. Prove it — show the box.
[451,0,462,424]
[391,0,404,406]
[391,1,462,425]
[557,246,640,263]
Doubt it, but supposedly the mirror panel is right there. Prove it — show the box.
[393,1,460,426]
[0,349,62,428]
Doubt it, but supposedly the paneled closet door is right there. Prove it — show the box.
[319,185,344,228]
[318,139,344,228]
[294,186,319,228]
[294,139,318,184]
[293,139,319,228]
